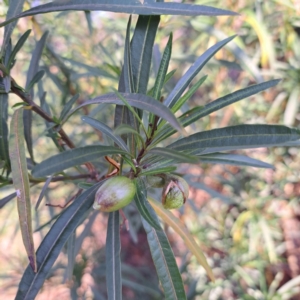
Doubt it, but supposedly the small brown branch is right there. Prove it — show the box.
[10,77,96,176]
[46,189,83,209]
[0,174,94,185]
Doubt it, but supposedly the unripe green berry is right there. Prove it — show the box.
[162,175,189,210]
[93,176,136,212]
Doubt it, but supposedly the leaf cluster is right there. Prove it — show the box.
[0,1,299,299]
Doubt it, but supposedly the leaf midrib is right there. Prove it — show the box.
[171,131,298,149]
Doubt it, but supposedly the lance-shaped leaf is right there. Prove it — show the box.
[168,124,300,154]
[179,79,281,127]
[63,92,183,133]
[0,2,237,28]
[147,69,177,96]
[153,79,281,145]
[32,145,129,178]
[198,153,274,169]
[141,159,176,175]
[114,16,137,156]
[152,33,172,100]
[35,175,53,211]
[106,211,122,300]
[7,29,31,71]
[163,35,236,109]
[9,108,37,272]
[25,70,45,92]
[142,214,186,300]
[24,31,49,162]
[131,15,160,94]
[134,178,161,230]
[146,147,199,164]
[0,192,16,209]
[82,116,129,152]
[148,32,172,132]
[59,94,79,121]
[139,166,177,177]
[15,183,102,300]
[0,93,10,170]
[114,124,145,148]
[170,75,207,114]
[123,16,134,93]
[148,197,215,282]
[1,0,25,57]
[65,231,76,282]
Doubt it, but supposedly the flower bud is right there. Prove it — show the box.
[93,176,136,212]
[162,175,189,210]
[146,175,165,188]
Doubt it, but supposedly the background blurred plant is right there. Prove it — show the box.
[0,0,300,299]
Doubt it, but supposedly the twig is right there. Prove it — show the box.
[10,77,96,176]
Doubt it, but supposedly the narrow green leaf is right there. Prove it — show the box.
[114,90,148,136]
[7,29,31,71]
[0,2,237,28]
[35,175,53,211]
[168,124,300,154]
[0,192,16,209]
[131,15,160,94]
[123,15,134,93]
[32,145,128,178]
[134,178,161,230]
[148,33,172,132]
[163,36,236,109]
[25,70,45,92]
[59,94,79,121]
[15,183,101,300]
[0,160,5,169]
[1,0,25,57]
[141,159,176,175]
[24,31,49,163]
[152,33,172,100]
[191,23,263,82]
[0,93,10,171]
[139,166,177,177]
[9,108,37,272]
[66,231,76,281]
[122,155,137,173]
[64,92,183,134]
[198,153,274,169]
[179,79,281,127]
[26,31,48,93]
[171,75,207,114]
[114,124,145,148]
[12,102,30,108]
[146,147,199,164]
[156,75,207,133]
[3,40,12,93]
[147,69,177,97]
[82,116,129,152]
[106,211,122,300]
[142,217,186,300]
[115,16,137,157]
[34,213,61,233]
[153,80,280,145]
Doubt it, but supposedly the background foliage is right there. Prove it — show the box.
[0,0,300,299]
